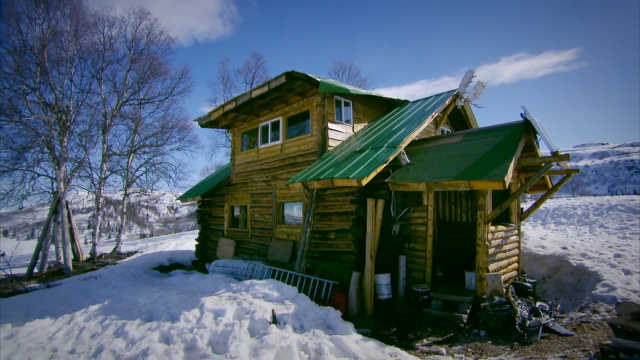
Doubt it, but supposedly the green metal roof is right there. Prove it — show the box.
[287,90,456,185]
[178,163,230,202]
[310,74,384,97]
[388,121,528,184]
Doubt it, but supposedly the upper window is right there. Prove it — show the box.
[259,118,281,147]
[440,126,452,136]
[281,202,303,225]
[242,128,258,151]
[286,111,310,139]
[230,205,248,229]
[334,96,352,125]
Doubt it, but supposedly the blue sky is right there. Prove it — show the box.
[95,0,639,184]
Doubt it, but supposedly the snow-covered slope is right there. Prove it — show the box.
[0,191,196,246]
[556,141,640,196]
[0,232,415,360]
[522,195,639,311]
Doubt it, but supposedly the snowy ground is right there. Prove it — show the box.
[522,195,640,311]
[0,232,415,360]
[0,195,638,359]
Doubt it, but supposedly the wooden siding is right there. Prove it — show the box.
[325,94,398,150]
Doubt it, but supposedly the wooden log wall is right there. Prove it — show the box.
[325,94,399,150]
[486,224,521,284]
[194,192,226,262]
[435,191,475,223]
[405,202,428,286]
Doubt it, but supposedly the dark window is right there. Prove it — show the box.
[230,205,248,229]
[286,111,310,139]
[242,128,258,151]
[281,202,303,225]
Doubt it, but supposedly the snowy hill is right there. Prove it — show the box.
[555,140,640,195]
[0,191,196,246]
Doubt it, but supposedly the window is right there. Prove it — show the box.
[242,128,258,151]
[286,110,310,139]
[230,205,248,229]
[280,202,303,225]
[334,96,352,125]
[439,126,452,136]
[259,118,281,147]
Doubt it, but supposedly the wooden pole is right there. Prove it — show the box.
[26,195,59,278]
[66,201,84,262]
[476,191,489,296]
[363,198,376,316]
[425,189,435,287]
[487,163,553,223]
[294,188,316,272]
[521,174,574,221]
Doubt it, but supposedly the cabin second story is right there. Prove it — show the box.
[196,71,477,186]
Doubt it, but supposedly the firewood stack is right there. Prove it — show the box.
[600,302,640,359]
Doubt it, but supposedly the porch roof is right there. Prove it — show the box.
[388,121,529,189]
[178,163,230,202]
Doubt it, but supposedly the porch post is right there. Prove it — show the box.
[476,191,490,296]
[425,188,435,288]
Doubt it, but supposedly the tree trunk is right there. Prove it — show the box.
[26,196,58,278]
[91,142,109,258]
[112,190,128,254]
[57,191,73,273]
[66,201,84,262]
[54,216,63,264]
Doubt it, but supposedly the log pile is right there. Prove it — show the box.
[486,224,521,284]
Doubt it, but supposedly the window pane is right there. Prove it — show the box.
[343,100,352,124]
[270,119,280,142]
[231,205,247,229]
[282,202,303,225]
[335,98,342,123]
[242,128,258,151]
[260,123,269,145]
[286,111,310,139]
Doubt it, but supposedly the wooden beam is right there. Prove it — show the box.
[518,168,580,178]
[476,191,489,296]
[519,154,570,166]
[363,198,376,316]
[425,189,435,287]
[294,188,317,272]
[487,163,553,223]
[521,174,574,221]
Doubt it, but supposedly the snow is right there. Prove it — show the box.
[0,232,415,360]
[522,195,640,312]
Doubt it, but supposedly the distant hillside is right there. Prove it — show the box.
[0,191,196,243]
[555,141,640,196]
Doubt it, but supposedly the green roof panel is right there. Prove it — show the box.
[178,163,231,202]
[287,90,456,184]
[388,121,528,184]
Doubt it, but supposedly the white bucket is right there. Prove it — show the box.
[465,271,476,291]
[375,273,392,300]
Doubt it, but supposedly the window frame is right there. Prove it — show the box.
[334,96,353,125]
[285,110,311,140]
[227,204,249,230]
[279,201,304,226]
[258,117,282,148]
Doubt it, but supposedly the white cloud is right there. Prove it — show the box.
[88,0,239,45]
[376,48,584,100]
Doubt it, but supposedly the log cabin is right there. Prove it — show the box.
[179,70,577,309]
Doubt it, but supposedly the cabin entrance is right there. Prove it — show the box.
[432,191,476,291]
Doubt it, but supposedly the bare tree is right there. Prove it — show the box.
[105,11,194,253]
[0,0,96,274]
[328,60,371,89]
[208,56,236,107]
[235,51,269,92]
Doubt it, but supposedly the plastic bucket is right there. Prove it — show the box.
[375,273,392,300]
